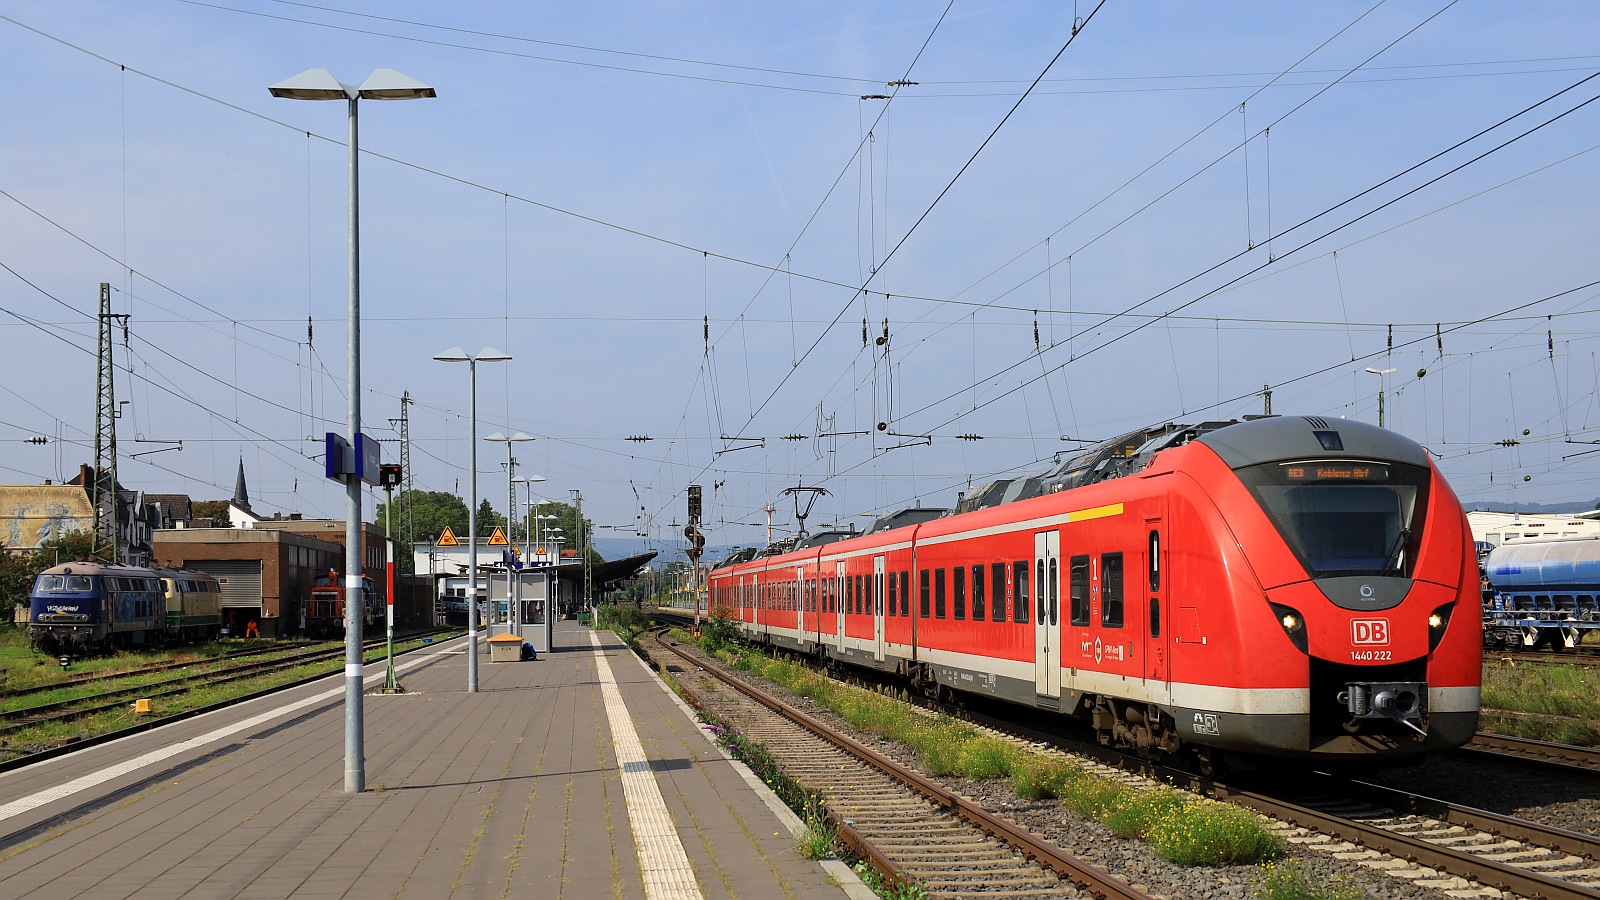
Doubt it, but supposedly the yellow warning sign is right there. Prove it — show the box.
[436,526,460,547]
[487,526,510,546]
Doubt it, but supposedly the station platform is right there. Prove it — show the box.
[0,621,865,899]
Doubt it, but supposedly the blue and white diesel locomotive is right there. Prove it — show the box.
[28,561,166,654]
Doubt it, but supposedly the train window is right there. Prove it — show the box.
[1102,553,1124,628]
[886,571,897,617]
[1148,530,1160,592]
[845,575,854,615]
[859,575,867,614]
[1048,557,1059,626]
[1036,559,1046,624]
[900,572,910,617]
[991,563,1006,622]
[971,565,985,622]
[953,566,966,620]
[1069,556,1091,626]
[1237,459,1429,578]
[876,573,884,615]
[935,568,947,619]
[1149,597,1161,638]
[68,576,91,592]
[37,575,63,592]
[1013,561,1030,623]
[920,570,930,618]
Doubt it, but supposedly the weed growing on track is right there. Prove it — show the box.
[696,635,1281,866]
[1252,858,1363,900]
[851,861,929,900]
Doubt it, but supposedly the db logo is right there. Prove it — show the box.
[1351,618,1390,645]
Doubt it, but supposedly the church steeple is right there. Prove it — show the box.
[233,458,252,512]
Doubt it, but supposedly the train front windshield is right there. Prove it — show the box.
[1238,460,1430,579]
[36,575,94,593]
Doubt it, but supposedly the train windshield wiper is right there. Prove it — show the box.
[1384,527,1411,574]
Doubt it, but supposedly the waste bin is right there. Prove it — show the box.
[487,632,525,662]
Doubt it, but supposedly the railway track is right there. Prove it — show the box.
[648,629,1150,900]
[1463,731,1600,774]
[1211,775,1600,900]
[649,615,1600,900]
[0,630,453,741]
[0,641,319,702]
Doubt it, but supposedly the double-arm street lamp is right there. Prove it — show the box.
[435,347,511,692]
[270,67,435,796]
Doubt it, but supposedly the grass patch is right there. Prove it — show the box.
[1480,660,1600,745]
[696,635,1280,866]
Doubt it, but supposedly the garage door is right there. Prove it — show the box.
[191,560,263,609]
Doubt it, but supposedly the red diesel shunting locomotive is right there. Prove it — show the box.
[708,416,1480,768]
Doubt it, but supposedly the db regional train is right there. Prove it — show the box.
[708,416,1482,768]
[28,562,223,654]
[1482,535,1600,651]
[305,570,380,637]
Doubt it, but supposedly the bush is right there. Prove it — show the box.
[1148,800,1281,866]
[1102,786,1187,839]
[1012,756,1080,799]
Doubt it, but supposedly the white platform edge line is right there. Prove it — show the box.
[590,630,704,900]
[622,631,874,900]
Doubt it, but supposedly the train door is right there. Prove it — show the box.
[795,566,807,644]
[1034,530,1061,697]
[873,555,886,662]
[835,560,846,650]
[1144,518,1171,703]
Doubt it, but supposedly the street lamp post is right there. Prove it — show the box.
[521,477,553,630]
[1365,366,1398,428]
[270,67,434,795]
[435,347,512,692]
[488,433,535,635]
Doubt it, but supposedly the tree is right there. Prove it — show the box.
[190,500,233,527]
[477,500,505,532]
[3,530,101,626]
[376,490,470,546]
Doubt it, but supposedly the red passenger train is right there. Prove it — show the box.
[708,416,1481,767]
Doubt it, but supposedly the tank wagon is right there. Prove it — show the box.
[1482,535,1600,650]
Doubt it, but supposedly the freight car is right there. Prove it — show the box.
[708,416,1482,770]
[305,570,380,637]
[1481,535,1600,651]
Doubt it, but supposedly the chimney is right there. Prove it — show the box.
[44,479,52,485]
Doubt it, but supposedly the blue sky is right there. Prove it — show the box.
[1,1,1597,552]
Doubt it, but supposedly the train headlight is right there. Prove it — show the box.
[1428,603,1454,651]
[1268,602,1308,653]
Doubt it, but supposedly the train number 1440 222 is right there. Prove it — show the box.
[1350,649,1392,661]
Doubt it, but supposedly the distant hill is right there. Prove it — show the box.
[1461,498,1599,515]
